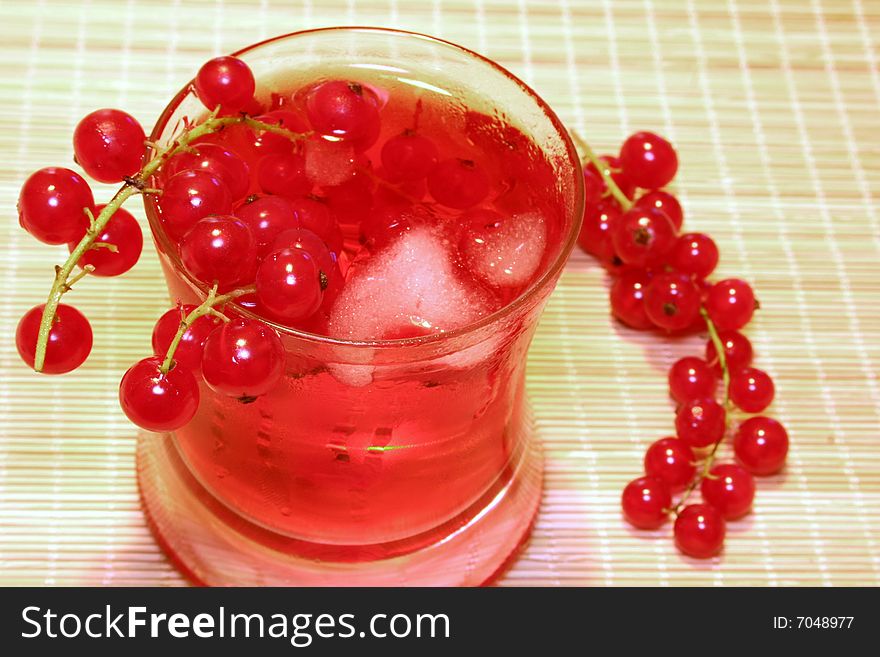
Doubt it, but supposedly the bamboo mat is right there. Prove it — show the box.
[0,0,878,587]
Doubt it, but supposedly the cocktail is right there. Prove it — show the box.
[18,27,583,586]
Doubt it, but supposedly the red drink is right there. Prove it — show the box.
[139,28,583,585]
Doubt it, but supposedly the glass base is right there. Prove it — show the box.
[136,418,543,586]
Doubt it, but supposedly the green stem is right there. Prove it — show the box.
[32,109,307,372]
[159,284,255,374]
[570,130,634,211]
[702,307,731,406]
[671,308,731,514]
[34,184,140,371]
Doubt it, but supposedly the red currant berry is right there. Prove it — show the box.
[18,167,94,244]
[668,356,717,404]
[150,304,216,374]
[619,131,678,189]
[675,397,726,448]
[381,130,439,181]
[252,110,310,154]
[734,416,789,475]
[729,366,775,413]
[621,476,672,529]
[119,357,199,432]
[609,268,653,330]
[164,143,250,201]
[669,233,719,280]
[634,190,683,230]
[577,200,622,262]
[179,215,257,290]
[194,56,255,111]
[159,170,233,239]
[360,202,417,250]
[234,195,295,257]
[706,278,756,331]
[201,318,284,399]
[674,504,725,558]
[305,80,380,142]
[427,158,489,209]
[16,303,93,374]
[586,155,636,200]
[705,330,753,374]
[611,206,677,268]
[644,272,700,332]
[288,197,336,245]
[257,152,311,199]
[68,205,142,277]
[256,248,323,323]
[701,463,755,519]
[644,437,696,491]
[72,109,146,183]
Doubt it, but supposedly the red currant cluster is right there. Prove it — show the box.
[14,54,500,434]
[14,57,316,432]
[576,131,789,558]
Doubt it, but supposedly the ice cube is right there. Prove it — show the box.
[328,227,493,341]
[304,136,356,186]
[460,211,547,288]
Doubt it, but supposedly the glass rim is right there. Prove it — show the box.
[143,25,584,350]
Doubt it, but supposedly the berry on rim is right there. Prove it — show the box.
[194,56,256,111]
[158,169,233,239]
[179,215,257,290]
[164,143,251,202]
[201,318,285,399]
[256,248,324,323]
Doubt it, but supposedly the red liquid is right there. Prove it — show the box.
[152,67,567,553]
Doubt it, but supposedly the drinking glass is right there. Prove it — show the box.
[138,27,583,586]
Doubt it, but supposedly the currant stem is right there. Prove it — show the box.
[570,130,633,211]
[32,109,307,373]
[159,284,255,375]
[671,308,731,515]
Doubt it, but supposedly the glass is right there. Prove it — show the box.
[137,27,583,586]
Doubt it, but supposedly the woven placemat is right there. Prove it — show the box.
[1,0,878,586]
